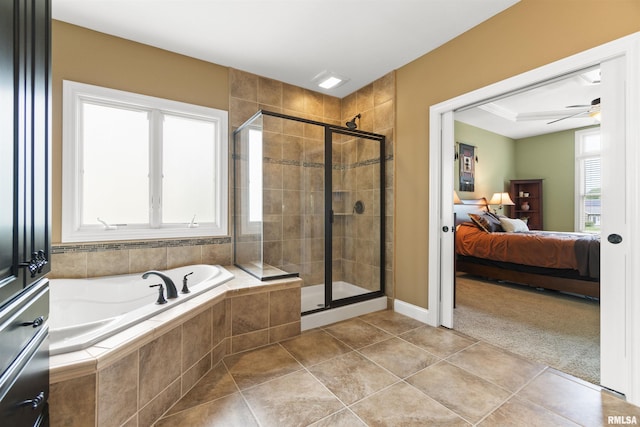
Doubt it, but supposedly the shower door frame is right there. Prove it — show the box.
[234,110,386,313]
[322,125,386,313]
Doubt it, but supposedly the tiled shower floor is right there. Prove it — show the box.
[155,310,640,426]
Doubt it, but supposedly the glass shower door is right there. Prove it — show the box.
[298,120,326,311]
[234,110,385,314]
[329,130,384,307]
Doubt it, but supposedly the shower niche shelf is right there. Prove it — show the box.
[331,190,352,217]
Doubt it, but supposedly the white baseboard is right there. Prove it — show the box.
[393,299,437,326]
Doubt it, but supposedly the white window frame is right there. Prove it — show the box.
[574,127,601,233]
[62,80,228,242]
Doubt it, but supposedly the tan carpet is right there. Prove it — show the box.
[454,274,600,385]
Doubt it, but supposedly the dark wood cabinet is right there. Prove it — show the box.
[0,0,51,425]
[0,0,21,304]
[25,0,52,287]
[0,0,51,308]
[510,179,543,230]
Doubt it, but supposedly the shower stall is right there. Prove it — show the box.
[233,110,386,320]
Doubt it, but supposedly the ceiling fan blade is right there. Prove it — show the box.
[547,110,589,124]
[566,99,600,109]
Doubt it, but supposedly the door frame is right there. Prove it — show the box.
[428,32,640,403]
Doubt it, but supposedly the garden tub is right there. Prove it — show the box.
[49,264,233,355]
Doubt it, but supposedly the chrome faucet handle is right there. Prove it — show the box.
[149,284,168,305]
[181,272,193,294]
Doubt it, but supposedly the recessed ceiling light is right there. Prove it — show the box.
[318,76,342,89]
[312,71,349,90]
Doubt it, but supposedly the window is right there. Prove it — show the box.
[62,81,228,242]
[575,128,601,233]
[248,129,263,223]
[235,126,263,236]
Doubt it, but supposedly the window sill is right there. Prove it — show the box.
[61,225,228,243]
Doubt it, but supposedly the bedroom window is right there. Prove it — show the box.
[62,80,229,242]
[575,128,601,233]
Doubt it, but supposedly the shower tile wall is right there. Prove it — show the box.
[335,75,395,295]
[332,135,381,292]
[230,69,395,297]
[262,115,327,286]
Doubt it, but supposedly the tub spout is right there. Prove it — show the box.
[142,271,178,299]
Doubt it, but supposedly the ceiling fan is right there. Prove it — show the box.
[547,98,601,124]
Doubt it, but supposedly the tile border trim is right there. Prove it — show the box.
[52,236,232,254]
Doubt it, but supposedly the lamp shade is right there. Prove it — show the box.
[453,191,463,205]
[488,192,515,206]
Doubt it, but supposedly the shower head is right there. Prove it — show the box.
[346,114,361,130]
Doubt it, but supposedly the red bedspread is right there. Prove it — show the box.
[455,223,599,274]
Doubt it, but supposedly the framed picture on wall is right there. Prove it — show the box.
[458,142,475,192]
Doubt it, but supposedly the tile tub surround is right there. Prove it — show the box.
[48,267,301,427]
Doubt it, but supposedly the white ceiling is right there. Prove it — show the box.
[455,67,602,139]
[51,0,519,98]
[52,0,599,138]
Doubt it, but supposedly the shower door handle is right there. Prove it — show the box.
[330,210,334,223]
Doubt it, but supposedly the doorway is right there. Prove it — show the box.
[451,69,602,384]
[428,34,640,402]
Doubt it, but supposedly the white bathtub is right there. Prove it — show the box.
[49,264,234,355]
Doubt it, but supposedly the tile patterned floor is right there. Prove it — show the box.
[155,310,640,426]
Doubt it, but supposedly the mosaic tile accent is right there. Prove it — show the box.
[52,236,231,254]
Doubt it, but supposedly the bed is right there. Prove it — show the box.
[454,198,600,298]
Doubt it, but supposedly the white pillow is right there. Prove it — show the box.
[499,217,529,232]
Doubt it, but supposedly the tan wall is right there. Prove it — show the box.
[395,0,640,307]
[51,20,229,243]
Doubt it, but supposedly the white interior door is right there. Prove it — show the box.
[439,111,455,328]
[599,55,628,394]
